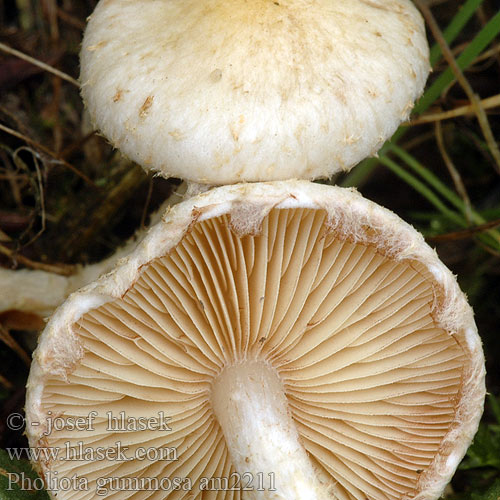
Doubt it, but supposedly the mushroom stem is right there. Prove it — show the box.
[211,360,330,500]
[0,250,125,318]
[1,184,188,318]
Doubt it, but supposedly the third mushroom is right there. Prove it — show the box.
[25,1,485,500]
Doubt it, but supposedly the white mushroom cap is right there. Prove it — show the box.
[26,181,484,500]
[80,0,430,184]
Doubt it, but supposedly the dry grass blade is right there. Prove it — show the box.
[45,0,60,42]
[410,94,500,125]
[12,147,47,248]
[0,230,11,243]
[61,161,146,259]
[415,0,500,175]
[0,42,79,87]
[435,121,473,223]
[0,123,97,187]
[427,218,500,242]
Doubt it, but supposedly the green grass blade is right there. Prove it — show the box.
[392,145,500,225]
[416,9,500,114]
[390,146,500,249]
[489,394,500,425]
[379,155,500,249]
[0,449,50,500]
[392,145,465,209]
[429,0,485,65]
[378,156,465,227]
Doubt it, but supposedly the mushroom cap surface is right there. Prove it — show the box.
[80,0,430,184]
[26,181,484,500]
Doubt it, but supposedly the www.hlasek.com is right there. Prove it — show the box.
[7,440,179,462]
[7,409,178,464]
[6,410,277,495]
[7,472,277,495]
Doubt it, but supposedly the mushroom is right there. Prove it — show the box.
[23,0,485,498]
[26,181,485,500]
[80,0,430,184]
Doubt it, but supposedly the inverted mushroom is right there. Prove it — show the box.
[80,0,430,184]
[26,181,485,500]
[24,1,485,498]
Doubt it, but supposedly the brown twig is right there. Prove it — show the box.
[0,242,75,276]
[0,323,31,366]
[0,372,13,390]
[56,7,86,30]
[427,218,500,242]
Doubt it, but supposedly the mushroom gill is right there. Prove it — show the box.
[40,207,465,500]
